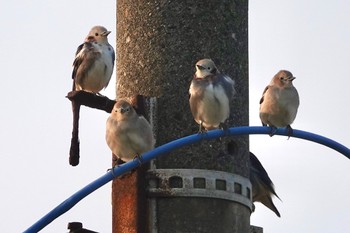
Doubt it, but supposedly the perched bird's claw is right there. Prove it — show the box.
[107,157,125,178]
[107,163,136,179]
[215,122,229,141]
[219,122,230,134]
[133,155,143,166]
[269,126,278,137]
[286,125,293,139]
[107,165,120,178]
[197,122,208,135]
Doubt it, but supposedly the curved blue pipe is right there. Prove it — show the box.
[23,126,350,233]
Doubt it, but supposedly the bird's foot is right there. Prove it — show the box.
[269,126,278,137]
[197,123,208,135]
[107,165,120,178]
[107,157,125,177]
[286,125,293,139]
[133,155,143,166]
[219,122,230,134]
[213,122,229,141]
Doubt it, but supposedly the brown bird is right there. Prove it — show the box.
[106,100,155,162]
[259,70,299,136]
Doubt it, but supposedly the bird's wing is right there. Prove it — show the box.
[219,74,236,100]
[250,152,281,217]
[111,46,116,66]
[102,45,115,89]
[125,117,154,155]
[71,43,85,80]
[259,85,270,105]
[72,42,101,87]
[250,152,280,199]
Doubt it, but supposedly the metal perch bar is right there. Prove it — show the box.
[24,126,350,232]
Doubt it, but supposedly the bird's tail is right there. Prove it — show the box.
[69,100,80,166]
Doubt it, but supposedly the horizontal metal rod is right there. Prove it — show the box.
[23,126,350,232]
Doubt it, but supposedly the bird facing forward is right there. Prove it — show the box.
[106,100,155,163]
[189,59,235,132]
[250,152,281,217]
[72,25,115,93]
[259,70,299,135]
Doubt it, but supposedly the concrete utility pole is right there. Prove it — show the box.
[113,1,250,232]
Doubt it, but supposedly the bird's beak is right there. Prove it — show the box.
[102,31,111,36]
[289,76,296,81]
[196,65,206,70]
[120,107,128,114]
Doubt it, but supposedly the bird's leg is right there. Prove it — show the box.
[219,122,230,134]
[198,121,207,134]
[216,122,229,141]
[269,126,278,137]
[133,154,143,166]
[286,125,293,140]
[107,157,125,177]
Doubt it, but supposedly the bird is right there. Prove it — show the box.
[189,58,235,132]
[259,70,299,136]
[72,25,115,93]
[250,152,281,217]
[106,99,155,163]
[68,26,115,166]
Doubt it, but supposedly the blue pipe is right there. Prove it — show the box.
[23,126,350,233]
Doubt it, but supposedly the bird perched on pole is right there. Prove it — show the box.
[106,99,155,163]
[189,58,235,132]
[69,25,115,166]
[72,25,115,93]
[259,70,299,136]
[250,152,281,217]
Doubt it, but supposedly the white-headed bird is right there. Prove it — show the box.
[259,70,299,136]
[189,59,235,132]
[106,100,155,163]
[72,25,115,93]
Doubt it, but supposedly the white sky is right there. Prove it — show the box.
[0,0,349,232]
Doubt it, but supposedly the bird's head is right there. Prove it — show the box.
[113,100,135,120]
[273,70,295,87]
[195,58,219,78]
[85,25,111,43]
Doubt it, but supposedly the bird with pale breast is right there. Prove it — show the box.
[69,26,115,166]
[189,58,235,132]
[106,100,155,163]
[72,25,115,93]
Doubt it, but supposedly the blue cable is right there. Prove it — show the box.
[23,126,350,233]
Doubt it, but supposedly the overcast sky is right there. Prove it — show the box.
[1,0,349,232]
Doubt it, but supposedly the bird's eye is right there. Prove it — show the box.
[207,67,211,70]
[95,33,99,36]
